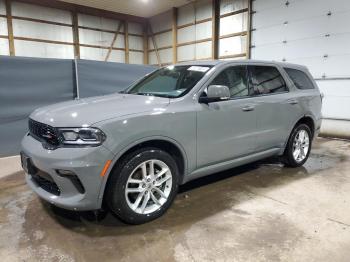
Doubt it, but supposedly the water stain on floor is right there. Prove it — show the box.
[1,138,350,262]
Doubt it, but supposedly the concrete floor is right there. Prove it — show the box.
[0,138,350,262]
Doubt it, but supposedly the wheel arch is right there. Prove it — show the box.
[294,115,315,138]
[282,115,316,154]
[97,136,188,207]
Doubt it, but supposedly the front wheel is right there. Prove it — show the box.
[106,147,179,224]
[282,124,312,167]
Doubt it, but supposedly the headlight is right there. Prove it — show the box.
[58,127,106,146]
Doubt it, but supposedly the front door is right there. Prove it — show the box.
[196,66,257,168]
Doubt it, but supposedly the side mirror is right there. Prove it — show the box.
[199,85,230,104]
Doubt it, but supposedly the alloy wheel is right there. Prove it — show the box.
[125,159,173,214]
[292,129,310,162]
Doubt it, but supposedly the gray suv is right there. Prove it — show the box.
[21,60,322,224]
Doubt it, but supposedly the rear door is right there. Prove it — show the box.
[248,65,302,151]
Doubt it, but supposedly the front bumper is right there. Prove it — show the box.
[21,133,114,211]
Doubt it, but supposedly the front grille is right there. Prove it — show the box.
[31,172,61,196]
[28,119,61,147]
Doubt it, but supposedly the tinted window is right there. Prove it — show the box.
[128,65,212,98]
[210,66,249,98]
[285,68,315,90]
[249,66,288,95]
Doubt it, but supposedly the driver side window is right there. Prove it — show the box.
[210,66,249,98]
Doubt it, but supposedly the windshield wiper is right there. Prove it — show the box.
[135,92,174,98]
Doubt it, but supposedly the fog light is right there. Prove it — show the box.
[56,169,75,176]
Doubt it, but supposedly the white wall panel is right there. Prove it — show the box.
[178,25,195,44]
[154,31,172,48]
[80,46,105,61]
[13,20,73,42]
[80,46,125,63]
[196,41,212,59]
[11,2,72,24]
[177,21,212,44]
[219,35,246,57]
[196,21,212,40]
[148,10,172,64]
[177,45,195,62]
[0,0,6,15]
[220,0,248,15]
[148,51,157,65]
[128,35,143,50]
[0,17,8,35]
[220,13,247,36]
[178,4,195,26]
[0,0,5,15]
[158,48,172,63]
[148,37,154,50]
[178,0,212,25]
[220,56,245,61]
[78,13,124,32]
[195,0,212,21]
[288,54,350,79]
[129,51,143,65]
[253,0,349,30]
[316,79,350,121]
[128,22,143,35]
[109,50,125,63]
[0,38,9,55]
[251,0,350,130]
[14,40,74,59]
[149,48,172,65]
[149,10,172,33]
[79,28,124,48]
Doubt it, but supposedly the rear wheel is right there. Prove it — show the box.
[282,124,312,167]
[106,147,179,224]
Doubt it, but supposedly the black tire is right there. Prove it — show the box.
[282,123,312,167]
[105,147,179,224]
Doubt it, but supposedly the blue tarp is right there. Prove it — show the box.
[0,55,156,157]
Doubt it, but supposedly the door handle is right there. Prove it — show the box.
[287,99,298,105]
[241,105,255,112]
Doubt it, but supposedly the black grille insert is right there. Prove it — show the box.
[29,119,61,148]
[31,172,61,196]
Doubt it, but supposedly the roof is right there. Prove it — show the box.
[175,59,307,70]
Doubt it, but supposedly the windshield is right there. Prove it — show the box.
[127,65,212,98]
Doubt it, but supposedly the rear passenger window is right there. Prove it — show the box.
[249,66,288,95]
[284,68,315,90]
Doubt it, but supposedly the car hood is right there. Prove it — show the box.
[30,94,170,127]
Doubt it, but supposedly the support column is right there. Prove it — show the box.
[212,0,220,59]
[124,21,129,63]
[72,11,80,59]
[5,0,15,56]
[172,7,178,64]
[143,23,149,64]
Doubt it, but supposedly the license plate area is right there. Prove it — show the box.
[20,152,37,175]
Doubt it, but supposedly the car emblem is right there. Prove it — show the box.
[42,130,54,139]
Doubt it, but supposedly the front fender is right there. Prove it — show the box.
[96,135,188,208]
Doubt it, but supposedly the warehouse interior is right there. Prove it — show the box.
[0,0,350,261]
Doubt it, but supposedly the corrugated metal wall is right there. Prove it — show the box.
[1,0,250,65]
[147,0,249,65]
[0,0,146,64]
[12,2,75,59]
[0,0,10,55]
[251,0,350,137]
[177,0,213,62]
[148,9,173,65]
